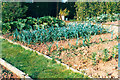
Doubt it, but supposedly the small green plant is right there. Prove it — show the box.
[89,52,97,65]
[116,35,119,40]
[99,37,103,42]
[92,52,97,65]
[45,42,54,52]
[111,31,113,39]
[56,41,59,51]
[66,53,75,58]
[76,38,79,46]
[85,35,91,47]
[79,50,83,55]
[112,45,118,59]
[82,38,86,46]
[102,49,109,62]
[68,42,71,48]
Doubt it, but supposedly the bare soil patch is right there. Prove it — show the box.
[55,40,118,78]
[0,65,19,79]
[104,20,120,25]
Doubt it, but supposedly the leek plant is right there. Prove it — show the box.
[76,38,79,46]
[68,42,71,48]
[45,42,54,52]
[111,31,113,39]
[12,22,110,49]
[56,41,59,51]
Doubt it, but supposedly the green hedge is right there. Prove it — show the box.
[75,2,120,21]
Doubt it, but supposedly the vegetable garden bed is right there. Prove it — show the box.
[1,16,119,78]
[1,35,118,78]
[2,32,116,53]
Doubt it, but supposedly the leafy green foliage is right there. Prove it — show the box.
[2,23,11,34]
[75,2,120,21]
[86,13,120,23]
[2,2,28,23]
[25,16,66,29]
[37,16,66,28]
[12,22,109,45]
[2,16,66,34]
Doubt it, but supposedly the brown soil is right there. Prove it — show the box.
[65,21,71,23]
[0,65,20,79]
[104,20,120,25]
[55,40,118,78]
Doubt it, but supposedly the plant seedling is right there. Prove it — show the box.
[56,41,59,51]
[102,48,109,62]
[88,52,97,65]
[99,37,103,42]
[68,42,71,48]
[112,45,118,59]
[45,42,54,52]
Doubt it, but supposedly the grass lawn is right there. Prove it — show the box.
[1,38,88,79]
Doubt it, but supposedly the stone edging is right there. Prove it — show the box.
[0,36,93,78]
[0,58,33,79]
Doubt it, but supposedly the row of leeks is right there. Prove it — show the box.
[13,22,111,46]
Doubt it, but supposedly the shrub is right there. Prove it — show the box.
[2,2,28,22]
[86,13,120,23]
[2,23,11,34]
[38,16,66,28]
[75,2,120,21]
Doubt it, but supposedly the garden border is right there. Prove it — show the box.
[0,58,33,79]
[0,36,93,78]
